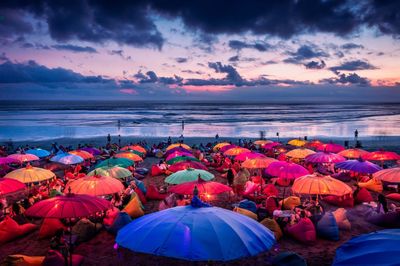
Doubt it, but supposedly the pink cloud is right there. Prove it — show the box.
[119,88,138,95]
[181,85,235,92]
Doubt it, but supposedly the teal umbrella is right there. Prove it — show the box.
[165,168,214,184]
[96,158,134,168]
[167,156,200,165]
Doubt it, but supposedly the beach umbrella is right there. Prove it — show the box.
[168,179,232,196]
[164,147,192,157]
[242,157,277,169]
[166,143,192,151]
[0,157,19,165]
[317,143,345,153]
[335,158,381,174]
[305,152,346,163]
[362,150,400,162]
[26,148,51,158]
[266,161,309,180]
[165,168,214,184]
[292,174,352,197]
[166,151,194,162]
[304,140,324,149]
[168,161,208,172]
[87,166,132,180]
[0,178,26,196]
[95,157,134,168]
[5,165,55,184]
[213,142,231,152]
[50,153,84,165]
[115,152,143,162]
[254,140,273,145]
[373,168,400,183]
[288,139,307,147]
[286,148,316,159]
[224,147,251,156]
[262,142,281,150]
[234,152,266,162]
[219,144,237,153]
[338,148,369,159]
[7,153,39,163]
[121,145,147,155]
[116,197,275,261]
[80,147,101,156]
[65,175,124,196]
[167,156,200,165]
[333,229,400,266]
[69,150,94,160]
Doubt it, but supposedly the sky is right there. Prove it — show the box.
[0,0,400,102]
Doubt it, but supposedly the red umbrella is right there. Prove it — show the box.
[219,144,237,153]
[166,151,194,162]
[266,161,309,180]
[168,161,207,172]
[362,150,400,161]
[234,152,266,162]
[317,143,345,153]
[168,179,232,196]
[0,178,26,196]
[304,140,324,149]
[262,142,281,150]
[305,152,346,163]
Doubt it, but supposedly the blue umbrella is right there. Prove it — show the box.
[50,153,83,165]
[26,148,50,158]
[335,158,382,174]
[116,197,275,261]
[333,229,400,266]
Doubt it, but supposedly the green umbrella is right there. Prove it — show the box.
[166,156,200,165]
[96,158,134,169]
[165,168,214,184]
[87,166,132,179]
[123,149,144,158]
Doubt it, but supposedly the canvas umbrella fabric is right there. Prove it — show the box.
[26,148,51,158]
[254,140,272,145]
[288,139,307,147]
[262,142,281,150]
[286,148,316,159]
[80,147,101,156]
[167,156,200,165]
[115,152,143,162]
[305,152,346,163]
[224,147,251,156]
[166,143,191,151]
[219,144,237,153]
[51,153,84,165]
[373,168,400,183]
[65,175,124,196]
[317,143,345,153]
[87,166,132,180]
[335,159,381,174]
[121,145,147,155]
[168,161,207,172]
[5,165,55,183]
[164,147,192,157]
[338,148,369,159]
[0,157,19,165]
[213,142,231,152]
[0,178,26,196]
[304,140,324,149]
[234,152,266,162]
[266,161,309,180]
[292,174,352,196]
[116,197,275,261]
[69,150,94,160]
[165,168,214,184]
[96,157,134,168]
[242,157,277,169]
[168,179,232,196]
[362,150,400,161]
[7,153,39,163]
[166,151,194,162]
[333,229,400,266]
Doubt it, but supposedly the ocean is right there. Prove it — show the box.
[0,101,399,142]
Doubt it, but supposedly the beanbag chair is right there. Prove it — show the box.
[355,188,374,204]
[243,181,261,196]
[276,177,291,187]
[146,185,167,200]
[263,184,279,197]
[106,211,132,235]
[386,193,400,201]
[103,208,120,227]
[0,217,37,245]
[134,179,147,194]
[151,165,164,177]
[42,250,84,266]
[123,193,144,218]
[4,254,45,266]
[272,252,307,266]
[134,187,147,204]
[358,178,383,193]
[367,211,400,228]
[260,218,283,240]
[71,219,102,243]
[237,199,257,214]
[280,196,301,210]
[322,195,354,208]
[38,218,66,239]
[266,196,280,215]
[332,208,351,230]
[316,212,339,241]
[286,218,316,245]
[233,207,258,220]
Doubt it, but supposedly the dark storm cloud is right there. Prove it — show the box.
[341,43,364,50]
[52,44,97,53]
[321,72,370,86]
[175,57,188,63]
[0,9,33,37]
[304,60,326,69]
[228,40,271,52]
[228,55,240,62]
[329,60,377,72]
[208,62,243,83]
[284,45,329,64]
[134,70,183,85]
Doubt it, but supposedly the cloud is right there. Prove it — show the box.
[175,57,188,63]
[341,43,364,50]
[228,40,271,52]
[52,44,97,53]
[304,60,326,69]
[208,62,243,83]
[0,9,33,37]
[228,55,240,62]
[320,72,370,86]
[329,60,377,72]
[108,50,132,60]
[134,70,183,85]
[284,45,329,64]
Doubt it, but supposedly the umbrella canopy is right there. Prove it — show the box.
[66,175,124,196]
[0,157,19,165]
[362,150,400,161]
[288,139,307,147]
[338,148,369,159]
[335,159,382,174]
[96,157,134,168]
[373,168,400,183]
[292,174,352,196]
[254,140,273,145]
[87,166,132,179]
[7,153,39,163]
[224,147,251,156]
[213,142,231,152]
[242,157,277,169]
[26,148,51,158]
[25,193,111,219]
[167,156,200,165]
[0,178,26,196]
[219,144,237,153]
[166,151,194,162]
[168,161,208,172]
[166,143,192,151]
[5,165,55,183]
[262,142,281,150]
[165,168,214,184]
[234,152,266,162]
[317,143,345,153]
[80,147,101,156]
[333,229,400,266]
[69,150,94,160]
[121,145,147,154]
[304,140,324,149]
[286,148,316,159]
[116,199,275,261]
[305,152,346,163]
[50,153,84,165]
[115,152,143,162]
[169,179,232,196]
[266,161,309,180]
[164,147,192,157]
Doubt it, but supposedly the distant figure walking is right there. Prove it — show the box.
[354,129,359,140]
[107,134,111,144]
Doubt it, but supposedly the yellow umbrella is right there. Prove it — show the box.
[292,174,352,196]
[373,168,400,183]
[121,145,147,154]
[115,152,143,162]
[286,148,316,159]
[254,140,273,145]
[87,166,132,180]
[5,165,55,183]
[242,157,277,169]
[166,143,192,151]
[65,175,124,196]
[224,147,251,156]
[212,142,231,152]
[288,139,307,147]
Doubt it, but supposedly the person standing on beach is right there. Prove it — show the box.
[107,134,111,144]
[227,168,234,187]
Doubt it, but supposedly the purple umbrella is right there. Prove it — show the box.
[164,147,192,157]
[81,147,101,156]
[0,157,19,165]
[305,152,346,163]
[335,159,382,174]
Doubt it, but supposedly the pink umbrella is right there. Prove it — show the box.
[168,161,208,172]
[305,152,346,163]
[219,144,237,153]
[262,142,281,150]
[317,143,345,153]
[266,161,309,180]
[234,152,266,162]
[164,147,191,157]
[166,152,194,162]
[7,153,39,163]
[0,157,19,165]
[168,179,232,196]
[0,178,26,196]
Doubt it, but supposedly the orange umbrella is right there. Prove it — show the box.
[115,152,143,162]
[338,148,369,159]
[69,150,94,160]
[224,147,251,156]
[254,140,273,145]
[5,164,55,184]
[65,175,124,196]
[242,157,277,169]
[286,148,316,159]
[304,140,324,149]
[7,153,39,163]
[212,142,231,152]
[292,174,352,196]
[288,139,307,147]
[121,145,147,154]
[166,143,191,151]
[362,150,400,161]
[373,168,400,183]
